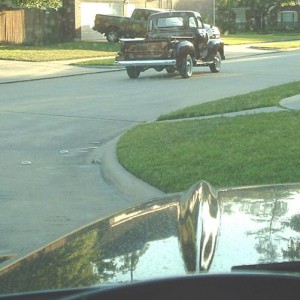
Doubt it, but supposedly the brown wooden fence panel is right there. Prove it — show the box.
[0,12,4,42]
[0,10,25,44]
[0,9,64,45]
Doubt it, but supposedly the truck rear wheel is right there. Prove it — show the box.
[126,67,140,79]
[179,54,193,78]
[106,27,120,43]
[209,52,221,73]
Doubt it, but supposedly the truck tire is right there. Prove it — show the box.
[106,27,120,43]
[126,67,140,79]
[179,54,193,78]
[209,52,221,73]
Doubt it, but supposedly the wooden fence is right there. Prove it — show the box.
[0,8,64,45]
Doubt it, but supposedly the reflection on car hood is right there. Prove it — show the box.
[0,182,299,294]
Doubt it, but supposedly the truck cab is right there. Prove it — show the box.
[147,11,212,60]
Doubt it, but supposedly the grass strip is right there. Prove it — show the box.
[251,40,300,50]
[222,33,300,45]
[158,81,300,121]
[72,57,116,66]
[0,41,120,62]
[117,110,300,193]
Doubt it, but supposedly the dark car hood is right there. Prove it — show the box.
[0,182,299,294]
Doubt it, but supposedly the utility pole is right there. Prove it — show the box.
[213,0,215,25]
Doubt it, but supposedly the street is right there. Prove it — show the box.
[0,49,300,263]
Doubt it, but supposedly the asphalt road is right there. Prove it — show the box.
[0,49,300,265]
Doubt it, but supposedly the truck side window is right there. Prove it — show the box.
[149,19,153,31]
[189,17,197,28]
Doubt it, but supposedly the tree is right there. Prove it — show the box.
[12,0,62,9]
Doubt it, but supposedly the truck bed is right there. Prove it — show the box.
[118,38,171,60]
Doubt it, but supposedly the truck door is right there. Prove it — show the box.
[195,16,209,59]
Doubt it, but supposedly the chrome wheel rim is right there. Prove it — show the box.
[186,57,192,76]
[108,32,117,42]
[214,55,221,71]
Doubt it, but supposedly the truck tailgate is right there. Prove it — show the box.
[119,39,170,60]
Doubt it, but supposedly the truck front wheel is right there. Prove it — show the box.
[106,27,120,43]
[209,52,221,73]
[179,54,193,78]
[126,67,140,79]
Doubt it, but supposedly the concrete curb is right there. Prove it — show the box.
[101,135,166,203]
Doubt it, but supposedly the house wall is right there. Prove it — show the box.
[61,0,81,40]
[227,5,300,32]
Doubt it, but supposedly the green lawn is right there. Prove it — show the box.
[117,81,300,193]
[0,41,120,62]
[118,111,300,193]
[158,81,300,121]
[222,32,300,45]
[251,40,300,50]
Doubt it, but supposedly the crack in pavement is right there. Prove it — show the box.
[0,110,143,124]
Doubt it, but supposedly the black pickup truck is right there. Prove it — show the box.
[115,11,225,79]
[93,8,162,42]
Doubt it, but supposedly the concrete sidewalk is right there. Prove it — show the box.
[0,59,122,84]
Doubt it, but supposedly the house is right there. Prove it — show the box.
[229,4,300,32]
[273,5,300,30]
